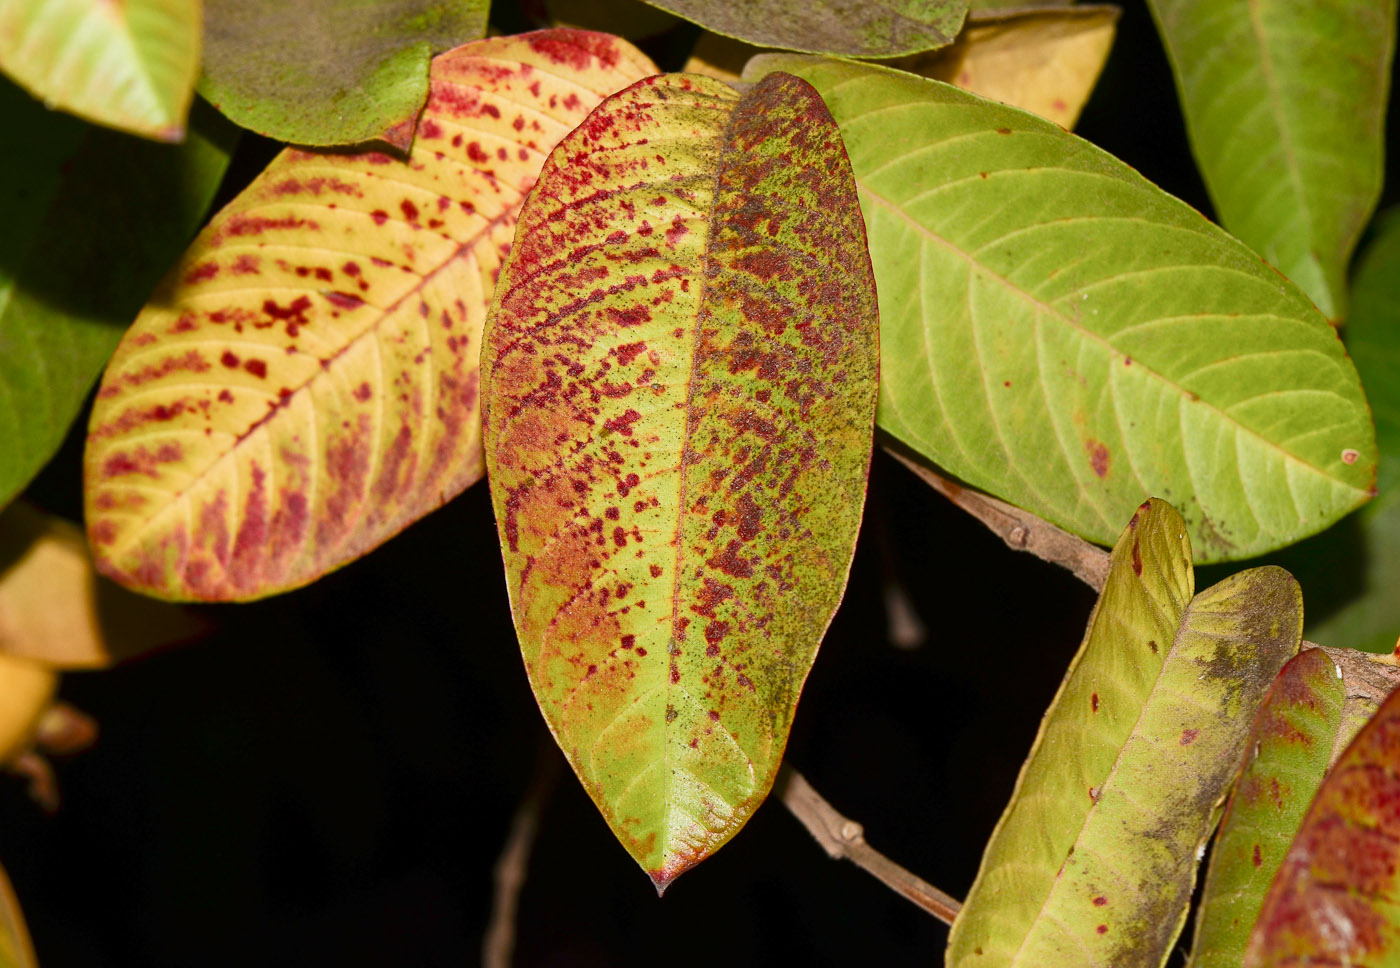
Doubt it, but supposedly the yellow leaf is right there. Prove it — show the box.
[85,31,658,601]
[0,502,205,668]
[900,5,1120,129]
[0,653,54,765]
[0,863,36,968]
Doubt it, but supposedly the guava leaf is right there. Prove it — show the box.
[890,4,1119,129]
[1145,0,1395,321]
[639,0,967,57]
[1187,648,1346,968]
[0,85,235,513]
[199,0,489,148]
[949,498,1302,968]
[85,31,658,602]
[1302,208,1400,653]
[0,0,199,141]
[481,71,879,889]
[1245,678,1400,965]
[744,55,1377,563]
[0,864,36,968]
[0,502,207,668]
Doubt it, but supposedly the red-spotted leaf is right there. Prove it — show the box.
[84,31,658,601]
[1245,679,1400,965]
[481,71,879,888]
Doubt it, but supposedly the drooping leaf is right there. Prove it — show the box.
[1303,208,1400,653]
[1245,679,1400,965]
[948,498,1302,968]
[1187,648,1346,968]
[85,31,658,602]
[1145,0,1396,321]
[481,71,879,889]
[199,0,489,149]
[889,4,1119,129]
[0,502,207,668]
[0,864,36,968]
[744,55,1377,563]
[639,0,967,57]
[0,86,235,513]
[0,0,199,141]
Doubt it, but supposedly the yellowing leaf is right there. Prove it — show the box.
[0,653,55,766]
[895,5,1120,129]
[0,864,36,968]
[0,502,205,668]
[482,71,879,889]
[85,31,658,602]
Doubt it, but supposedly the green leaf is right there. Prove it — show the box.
[1302,208,1400,653]
[1245,678,1400,965]
[481,71,879,889]
[1145,0,1396,321]
[948,498,1302,968]
[199,0,489,149]
[84,32,658,602]
[639,0,967,57]
[0,0,199,141]
[1187,648,1346,968]
[744,55,1377,563]
[0,83,235,513]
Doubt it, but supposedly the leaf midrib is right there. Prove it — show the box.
[857,182,1361,495]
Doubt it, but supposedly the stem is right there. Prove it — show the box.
[884,447,1109,592]
[776,764,962,925]
[482,742,560,968]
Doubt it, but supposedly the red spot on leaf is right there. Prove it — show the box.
[1085,439,1111,478]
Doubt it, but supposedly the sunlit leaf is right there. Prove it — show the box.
[1146,0,1395,321]
[85,31,658,602]
[199,0,489,149]
[744,55,1377,563]
[1245,679,1400,965]
[891,4,1119,129]
[1188,648,1346,968]
[0,0,199,140]
[481,71,879,889]
[640,0,967,57]
[949,498,1302,968]
[0,85,235,513]
[1302,208,1400,652]
[0,502,206,668]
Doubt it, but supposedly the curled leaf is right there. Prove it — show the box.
[1245,680,1400,965]
[482,71,879,888]
[85,31,658,601]
[949,499,1301,967]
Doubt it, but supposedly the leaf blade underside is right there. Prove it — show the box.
[949,499,1302,968]
[0,0,199,140]
[481,71,879,888]
[84,31,658,602]
[1146,0,1396,321]
[744,55,1377,563]
[1245,680,1400,966]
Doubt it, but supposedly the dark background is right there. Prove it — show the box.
[2,2,1395,965]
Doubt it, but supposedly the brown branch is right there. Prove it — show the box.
[482,743,560,968]
[775,764,962,925]
[885,447,1109,592]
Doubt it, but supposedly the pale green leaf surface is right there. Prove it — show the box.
[1187,648,1345,968]
[948,499,1302,968]
[1306,208,1400,652]
[1146,0,1396,321]
[640,0,967,57]
[744,55,1377,563]
[0,0,198,140]
[199,0,488,148]
[0,87,235,513]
